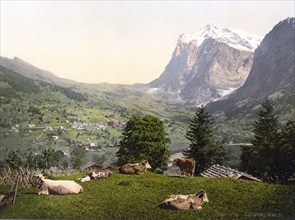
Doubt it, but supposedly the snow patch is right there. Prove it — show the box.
[212,88,237,102]
[178,23,262,52]
[268,91,284,99]
[146,87,159,94]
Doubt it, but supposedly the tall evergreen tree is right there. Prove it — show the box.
[276,120,295,183]
[184,106,228,175]
[240,98,280,181]
[116,115,170,170]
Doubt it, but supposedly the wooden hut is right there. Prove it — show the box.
[201,164,261,182]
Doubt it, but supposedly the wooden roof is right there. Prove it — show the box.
[201,164,261,182]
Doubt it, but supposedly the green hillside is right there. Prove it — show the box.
[0,65,41,97]
[0,66,193,166]
[1,172,294,219]
[1,64,294,169]
[0,65,88,101]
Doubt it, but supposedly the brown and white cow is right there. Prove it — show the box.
[159,190,209,210]
[36,174,83,195]
[173,158,196,176]
[79,168,112,182]
[119,160,151,174]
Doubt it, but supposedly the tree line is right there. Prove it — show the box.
[116,99,294,184]
[3,99,294,184]
[116,106,229,173]
[240,99,295,184]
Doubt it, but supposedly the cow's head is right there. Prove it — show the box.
[142,160,152,169]
[35,174,45,180]
[195,190,209,203]
[35,174,45,187]
[172,158,181,166]
[81,175,91,182]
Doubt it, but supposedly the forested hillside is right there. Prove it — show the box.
[0,65,194,168]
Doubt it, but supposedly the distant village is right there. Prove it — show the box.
[9,119,127,156]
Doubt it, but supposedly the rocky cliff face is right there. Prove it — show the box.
[232,17,295,100]
[146,23,260,105]
[146,23,261,106]
[179,38,254,105]
[206,17,295,115]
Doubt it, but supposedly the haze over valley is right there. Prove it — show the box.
[0,2,295,218]
[1,16,294,169]
[0,1,294,170]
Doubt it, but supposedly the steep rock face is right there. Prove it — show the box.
[149,40,198,90]
[233,17,295,100]
[180,38,254,105]
[147,23,261,106]
[206,17,295,115]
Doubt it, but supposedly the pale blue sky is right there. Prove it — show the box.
[1,1,294,84]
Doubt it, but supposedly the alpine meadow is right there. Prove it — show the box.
[0,2,294,219]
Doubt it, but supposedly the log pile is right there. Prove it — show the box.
[0,166,36,209]
[0,166,35,189]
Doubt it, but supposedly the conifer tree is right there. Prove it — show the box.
[184,106,228,175]
[276,120,295,183]
[240,99,280,181]
[116,115,170,170]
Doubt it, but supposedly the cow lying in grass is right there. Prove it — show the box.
[173,158,196,176]
[119,160,151,174]
[79,169,112,182]
[159,190,209,210]
[36,174,83,195]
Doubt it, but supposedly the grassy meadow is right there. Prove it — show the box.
[1,172,294,219]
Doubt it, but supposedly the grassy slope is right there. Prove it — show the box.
[1,172,294,219]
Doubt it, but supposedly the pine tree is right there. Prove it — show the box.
[240,98,280,181]
[184,106,228,175]
[116,115,170,170]
[276,120,295,183]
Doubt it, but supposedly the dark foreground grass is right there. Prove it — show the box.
[1,172,294,219]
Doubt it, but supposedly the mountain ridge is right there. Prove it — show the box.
[178,22,261,52]
[0,56,77,86]
[146,23,261,106]
[207,17,295,115]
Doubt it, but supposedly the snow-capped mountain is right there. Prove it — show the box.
[146,23,262,106]
[178,22,261,52]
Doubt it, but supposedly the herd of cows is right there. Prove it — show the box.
[36,158,209,211]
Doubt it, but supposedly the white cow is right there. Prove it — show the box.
[79,169,112,182]
[36,174,83,195]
